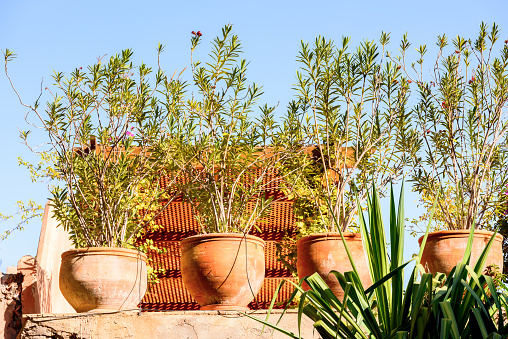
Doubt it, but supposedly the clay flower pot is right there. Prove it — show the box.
[297,233,371,301]
[181,233,265,310]
[418,230,504,275]
[60,247,147,313]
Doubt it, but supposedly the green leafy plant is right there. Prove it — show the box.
[424,248,508,338]
[0,200,44,244]
[275,33,419,273]
[249,184,507,338]
[172,25,291,234]
[248,184,438,338]
[280,34,418,235]
[3,47,188,248]
[408,22,508,232]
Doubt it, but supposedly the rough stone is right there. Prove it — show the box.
[20,310,319,339]
[0,273,23,339]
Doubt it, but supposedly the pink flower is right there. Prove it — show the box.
[125,131,134,137]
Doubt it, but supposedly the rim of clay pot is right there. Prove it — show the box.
[297,232,362,246]
[61,247,147,261]
[418,229,504,245]
[181,233,265,248]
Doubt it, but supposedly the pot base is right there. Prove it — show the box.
[200,305,250,311]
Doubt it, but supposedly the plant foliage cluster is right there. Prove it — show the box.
[407,23,508,232]
[249,186,508,338]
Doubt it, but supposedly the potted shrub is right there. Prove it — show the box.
[176,26,290,310]
[277,34,418,300]
[406,23,507,275]
[4,48,187,312]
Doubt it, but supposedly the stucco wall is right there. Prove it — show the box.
[20,310,318,339]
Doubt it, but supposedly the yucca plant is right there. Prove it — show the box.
[247,184,438,338]
[423,230,507,338]
[248,184,506,338]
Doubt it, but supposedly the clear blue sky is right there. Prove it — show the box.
[1,0,507,271]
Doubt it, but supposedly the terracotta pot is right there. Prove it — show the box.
[297,233,371,301]
[181,233,265,310]
[418,230,504,275]
[60,247,147,313]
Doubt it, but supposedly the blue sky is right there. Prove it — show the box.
[1,0,507,270]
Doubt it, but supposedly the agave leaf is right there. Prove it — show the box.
[473,306,495,339]
[472,230,498,277]
[439,301,461,339]
[364,260,412,297]
[440,318,452,339]
[390,183,405,330]
[409,273,432,335]
[338,282,351,325]
[324,197,360,278]
[313,319,340,339]
[400,268,416,326]
[461,225,476,267]
[297,292,306,338]
[242,312,300,339]
[483,276,503,330]
[461,279,490,319]
[261,279,287,333]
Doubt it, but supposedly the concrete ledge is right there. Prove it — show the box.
[20,310,318,338]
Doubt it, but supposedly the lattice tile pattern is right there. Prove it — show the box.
[140,178,297,310]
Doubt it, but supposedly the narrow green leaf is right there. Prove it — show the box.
[439,301,461,339]
[440,318,452,339]
[242,312,300,339]
[472,308,489,338]
[416,193,439,266]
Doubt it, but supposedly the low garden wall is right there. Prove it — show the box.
[20,311,316,339]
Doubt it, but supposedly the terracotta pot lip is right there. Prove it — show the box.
[418,229,504,245]
[61,247,147,261]
[181,233,265,247]
[297,232,361,246]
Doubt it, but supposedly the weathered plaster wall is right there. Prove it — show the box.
[34,202,74,314]
[20,311,318,339]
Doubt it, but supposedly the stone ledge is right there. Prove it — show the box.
[20,310,318,339]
